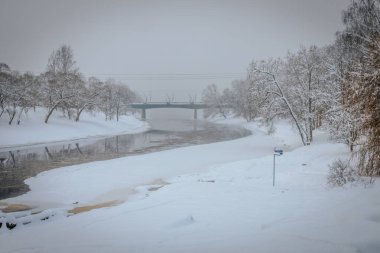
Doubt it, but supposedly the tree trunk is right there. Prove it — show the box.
[308,97,313,143]
[307,71,313,144]
[9,151,15,167]
[45,147,53,159]
[75,143,83,155]
[68,109,72,120]
[257,69,307,146]
[75,104,89,122]
[349,130,357,152]
[45,100,63,124]
[7,109,16,125]
[16,108,24,125]
[281,97,307,146]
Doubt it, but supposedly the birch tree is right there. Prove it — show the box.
[283,46,329,143]
[253,58,308,145]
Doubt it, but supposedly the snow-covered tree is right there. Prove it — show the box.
[0,63,13,120]
[0,67,41,125]
[246,60,284,122]
[283,45,329,144]
[202,84,229,118]
[13,72,41,124]
[322,43,361,151]
[227,80,251,120]
[1,47,140,125]
[43,45,83,123]
[74,77,104,122]
[96,79,138,121]
[252,58,309,145]
[338,0,380,175]
[97,80,114,121]
[112,82,136,121]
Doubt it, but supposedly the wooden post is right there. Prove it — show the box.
[194,108,197,120]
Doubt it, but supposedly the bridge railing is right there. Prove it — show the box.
[130,102,205,105]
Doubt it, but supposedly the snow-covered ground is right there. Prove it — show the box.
[0,117,379,253]
[0,108,149,149]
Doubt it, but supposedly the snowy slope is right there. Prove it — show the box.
[0,108,149,149]
[0,119,379,253]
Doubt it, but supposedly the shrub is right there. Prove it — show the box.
[327,159,358,187]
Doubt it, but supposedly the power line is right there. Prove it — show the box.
[87,77,242,81]
[82,72,245,81]
[84,72,244,76]
[13,71,246,80]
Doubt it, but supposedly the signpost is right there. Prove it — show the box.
[273,147,283,187]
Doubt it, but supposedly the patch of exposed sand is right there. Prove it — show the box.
[1,204,32,213]
[68,200,122,215]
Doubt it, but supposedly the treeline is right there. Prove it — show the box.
[202,0,379,176]
[0,45,140,125]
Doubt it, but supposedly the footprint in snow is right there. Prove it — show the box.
[169,215,195,228]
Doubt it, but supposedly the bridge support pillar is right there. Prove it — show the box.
[194,108,197,120]
[141,108,146,120]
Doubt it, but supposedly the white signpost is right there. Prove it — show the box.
[273,147,283,187]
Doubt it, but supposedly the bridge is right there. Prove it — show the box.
[130,102,210,120]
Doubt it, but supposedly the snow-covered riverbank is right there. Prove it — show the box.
[0,118,379,253]
[0,108,149,149]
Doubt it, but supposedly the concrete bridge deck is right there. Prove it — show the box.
[130,102,209,120]
[130,102,209,109]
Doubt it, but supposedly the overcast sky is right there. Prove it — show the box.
[0,0,350,101]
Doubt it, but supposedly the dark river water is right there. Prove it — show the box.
[0,119,251,200]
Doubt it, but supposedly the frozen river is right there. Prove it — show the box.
[0,119,250,200]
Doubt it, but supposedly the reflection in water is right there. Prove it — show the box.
[0,119,250,200]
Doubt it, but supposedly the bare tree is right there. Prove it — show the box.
[74,77,104,122]
[0,63,12,119]
[283,45,329,143]
[165,93,175,104]
[253,58,308,145]
[14,73,41,124]
[96,79,138,121]
[228,80,252,121]
[43,45,83,123]
[202,84,228,118]
[113,83,135,121]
